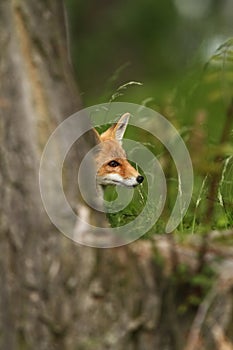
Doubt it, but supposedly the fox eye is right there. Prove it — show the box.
[108,160,120,167]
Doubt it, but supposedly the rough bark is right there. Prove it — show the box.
[0,1,233,350]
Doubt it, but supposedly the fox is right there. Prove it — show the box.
[73,113,143,242]
[93,113,144,188]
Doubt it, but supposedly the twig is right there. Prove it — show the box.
[184,285,217,350]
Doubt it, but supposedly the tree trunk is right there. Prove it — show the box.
[0,1,233,350]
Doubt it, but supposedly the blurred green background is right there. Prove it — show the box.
[66,0,232,107]
[65,0,233,234]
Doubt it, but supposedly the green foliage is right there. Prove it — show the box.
[65,1,233,235]
[66,0,233,105]
[174,263,215,313]
[103,39,233,235]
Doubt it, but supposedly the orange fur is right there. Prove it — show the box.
[94,113,143,188]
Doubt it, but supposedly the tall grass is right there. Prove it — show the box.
[103,39,233,235]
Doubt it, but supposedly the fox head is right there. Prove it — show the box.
[94,113,144,188]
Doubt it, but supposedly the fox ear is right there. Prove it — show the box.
[114,113,130,143]
[92,128,101,144]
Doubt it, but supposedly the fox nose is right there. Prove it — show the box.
[136,175,144,184]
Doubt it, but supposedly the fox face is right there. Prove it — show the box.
[94,113,144,188]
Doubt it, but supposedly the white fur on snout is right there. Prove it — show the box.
[97,173,139,187]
